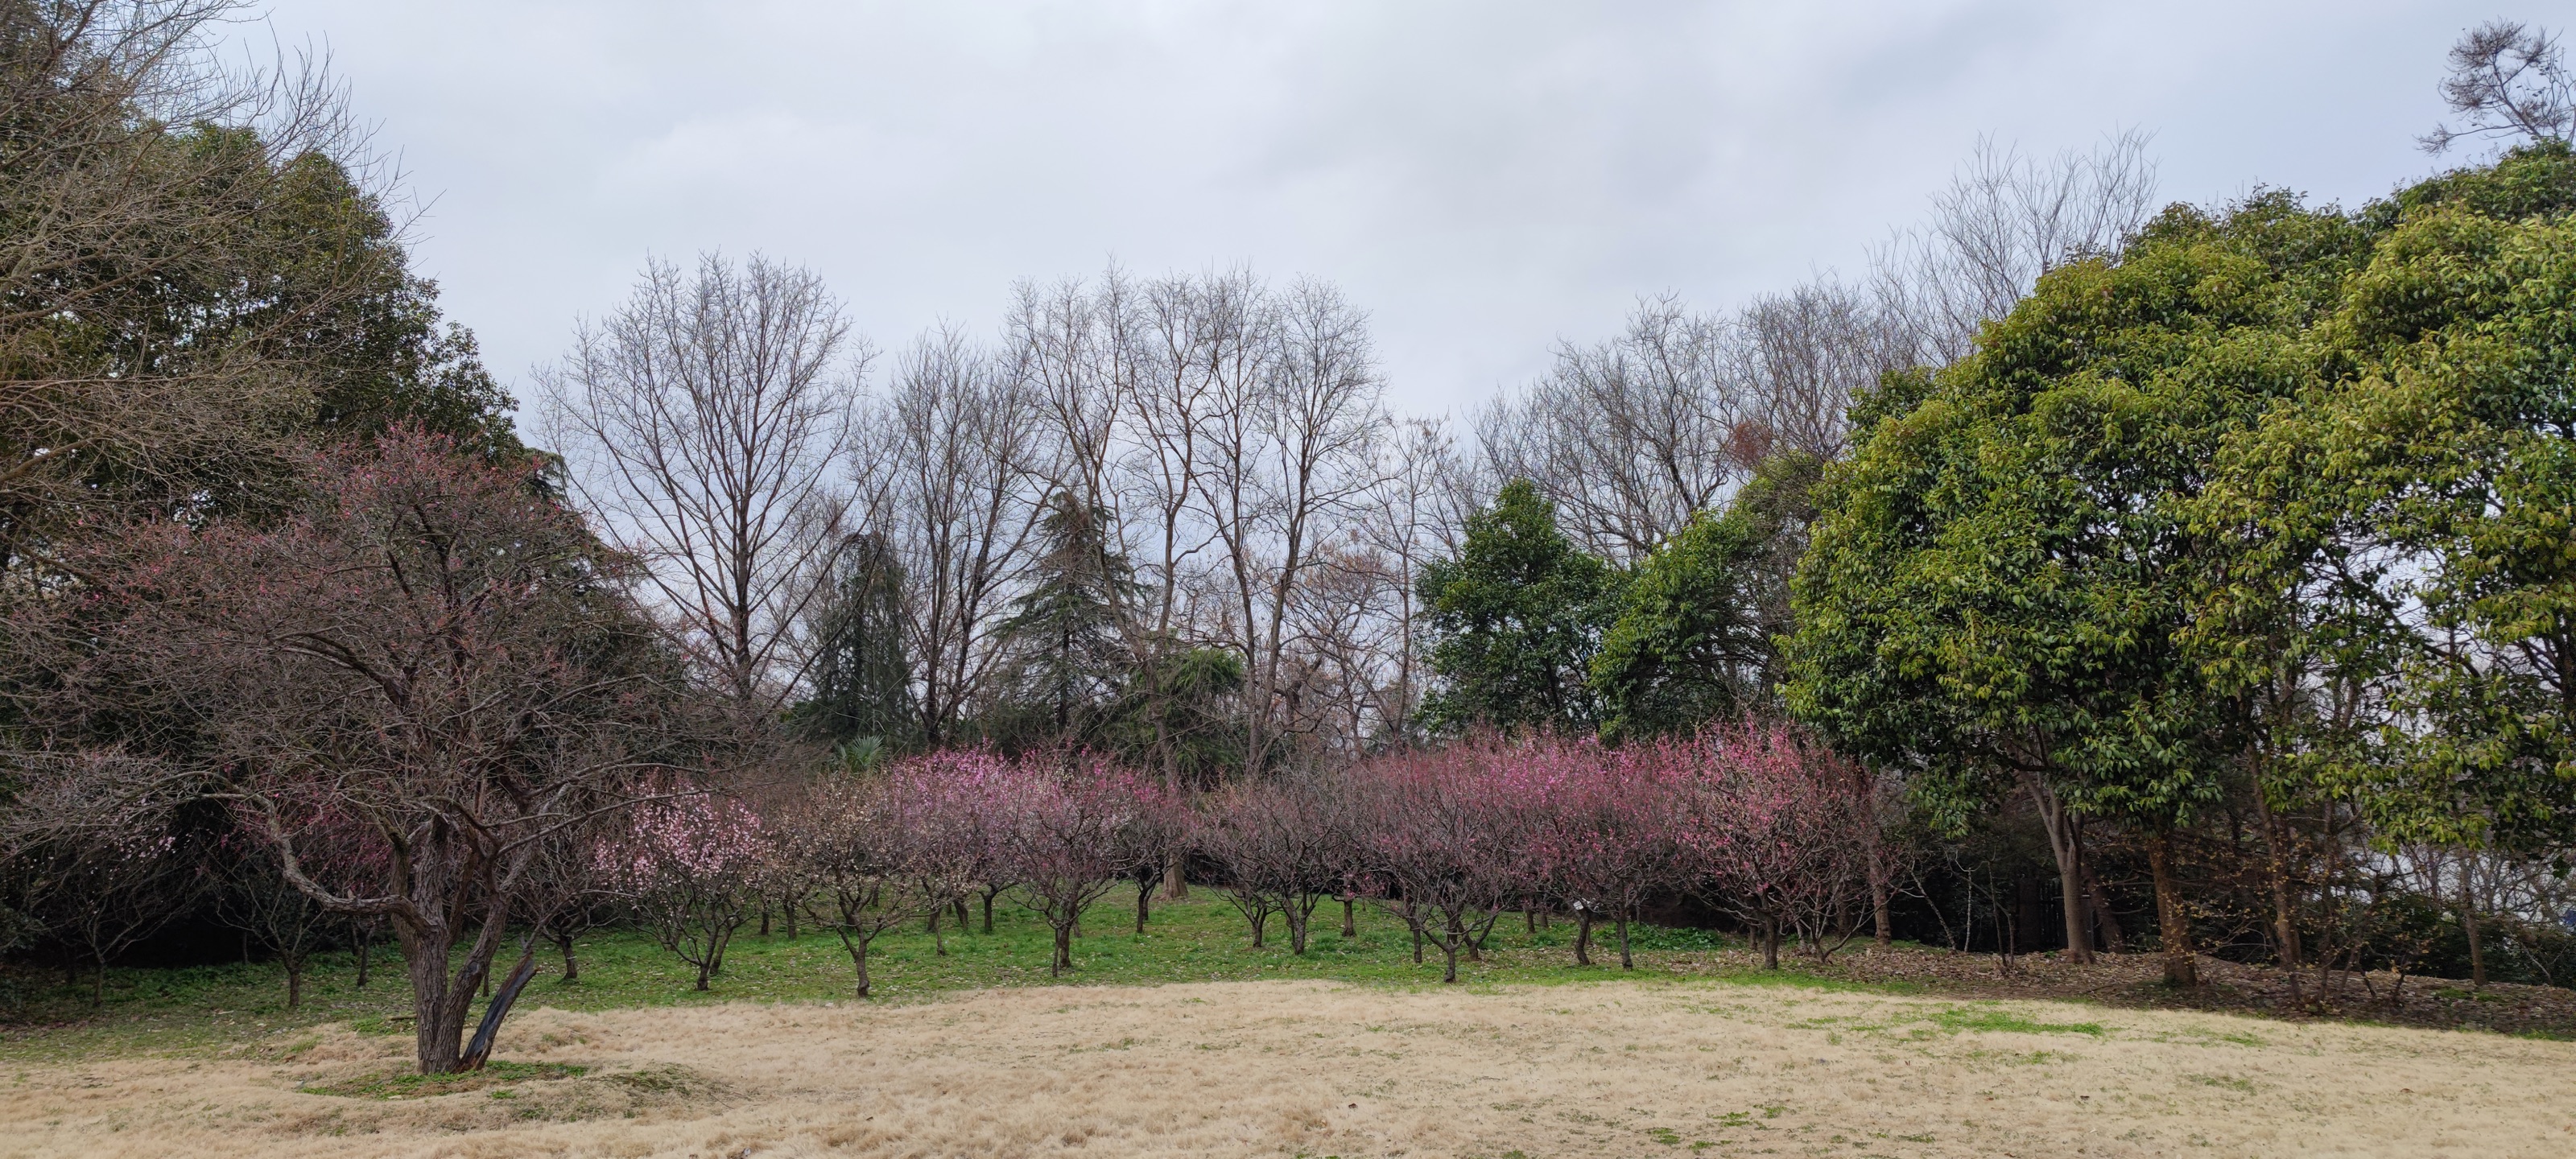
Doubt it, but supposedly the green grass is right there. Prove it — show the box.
[301,1059,588,1099]
[0,891,1847,1062]
[1924,1004,2107,1037]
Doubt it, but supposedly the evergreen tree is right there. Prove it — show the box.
[1417,479,1622,734]
[992,490,1139,745]
[798,532,917,749]
[1591,452,1820,739]
[1785,188,2371,982]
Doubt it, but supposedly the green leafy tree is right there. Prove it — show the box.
[1100,644,1245,790]
[1417,479,1622,734]
[1786,190,2367,983]
[2193,146,2576,990]
[1591,452,1820,739]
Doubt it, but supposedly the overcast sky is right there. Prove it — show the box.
[249,1,2500,420]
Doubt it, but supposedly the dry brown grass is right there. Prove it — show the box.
[2,977,2570,1157]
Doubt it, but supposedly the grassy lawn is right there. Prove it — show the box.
[0,890,1771,1061]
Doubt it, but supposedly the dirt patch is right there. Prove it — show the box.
[0,980,2567,1157]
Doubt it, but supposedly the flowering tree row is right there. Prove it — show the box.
[592,722,1884,996]
[1269,723,1888,981]
[600,749,1182,997]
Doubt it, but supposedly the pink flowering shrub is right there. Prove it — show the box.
[770,748,1174,988]
[993,752,1170,975]
[598,790,773,990]
[1194,775,1345,953]
[778,773,936,998]
[1674,723,1877,967]
[1332,722,1882,980]
[1342,739,1528,983]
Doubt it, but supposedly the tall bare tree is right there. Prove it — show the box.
[1735,281,1903,463]
[857,328,1046,745]
[1476,295,1737,561]
[1009,268,1139,534]
[539,253,865,724]
[1199,278,1389,776]
[1872,130,2160,365]
[1357,419,1459,740]
[1121,272,1228,796]
[2421,20,2573,154]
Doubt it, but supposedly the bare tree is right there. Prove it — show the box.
[1226,281,1389,776]
[540,253,866,724]
[1360,420,1463,738]
[1009,269,1139,536]
[1121,272,1230,801]
[1476,295,1737,561]
[1873,130,2160,365]
[1735,281,1904,463]
[857,328,1046,745]
[2423,21,2573,154]
[1189,270,1287,768]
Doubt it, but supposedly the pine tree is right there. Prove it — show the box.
[799,532,916,748]
[995,491,1139,744]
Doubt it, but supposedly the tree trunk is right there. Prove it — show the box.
[409,943,469,1075]
[1615,907,1633,971]
[1871,854,1893,949]
[2021,769,2095,963]
[2082,863,2126,953]
[2460,860,2485,989]
[459,951,539,1072]
[286,960,304,1010]
[1575,909,1595,966]
[1162,850,1188,901]
[1136,879,1153,934]
[1342,897,1356,938]
[1761,916,1781,971]
[758,905,771,937]
[1052,922,1074,975]
[844,934,874,999]
[2252,790,2299,971]
[354,929,372,989]
[2145,827,2198,988]
[982,884,1001,934]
